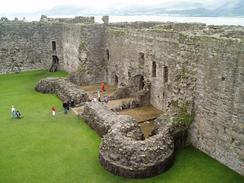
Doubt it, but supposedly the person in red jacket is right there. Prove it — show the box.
[51,106,56,116]
[101,82,105,92]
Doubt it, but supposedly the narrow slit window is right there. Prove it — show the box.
[164,66,168,83]
[115,75,118,86]
[52,41,56,51]
[152,61,156,77]
[106,49,110,60]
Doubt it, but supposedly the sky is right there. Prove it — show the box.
[0,0,234,14]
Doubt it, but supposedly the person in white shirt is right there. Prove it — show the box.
[11,105,16,118]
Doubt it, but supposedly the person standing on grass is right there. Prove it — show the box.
[63,101,68,114]
[51,106,56,116]
[15,110,22,119]
[67,100,70,111]
[11,105,16,118]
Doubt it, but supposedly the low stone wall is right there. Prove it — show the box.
[99,122,174,178]
[110,98,140,112]
[82,102,122,136]
[35,77,89,106]
[109,86,132,100]
[80,102,188,178]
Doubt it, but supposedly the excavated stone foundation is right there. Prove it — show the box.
[81,102,188,178]
[35,78,189,178]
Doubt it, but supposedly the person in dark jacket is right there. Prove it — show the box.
[15,110,22,119]
[63,101,68,114]
[67,101,70,111]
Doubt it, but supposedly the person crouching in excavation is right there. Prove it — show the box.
[104,96,109,104]
[97,90,101,102]
[101,82,105,92]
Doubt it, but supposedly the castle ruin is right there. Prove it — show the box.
[0,16,243,177]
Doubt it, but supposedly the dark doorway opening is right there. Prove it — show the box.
[134,75,144,91]
[139,75,145,90]
[164,66,168,83]
[138,52,145,70]
[49,55,59,72]
[52,41,56,51]
[114,75,118,86]
[128,71,131,78]
[152,61,156,77]
[106,49,110,60]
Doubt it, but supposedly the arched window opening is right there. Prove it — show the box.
[139,76,145,90]
[49,55,59,72]
[139,52,144,60]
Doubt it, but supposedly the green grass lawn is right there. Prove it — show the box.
[0,70,243,183]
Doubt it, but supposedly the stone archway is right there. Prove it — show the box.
[133,74,145,91]
[49,55,59,72]
[111,72,119,86]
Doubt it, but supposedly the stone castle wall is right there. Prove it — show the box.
[67,24,106,85]
[40,16,95,24]
[0,21,63,73]
[104,23,244,175]
[0,17,105,82]
[105,23,201,111]
[190,36,244,175]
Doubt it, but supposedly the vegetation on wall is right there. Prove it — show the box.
[171,100,194,126]
[79,41,86,50]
